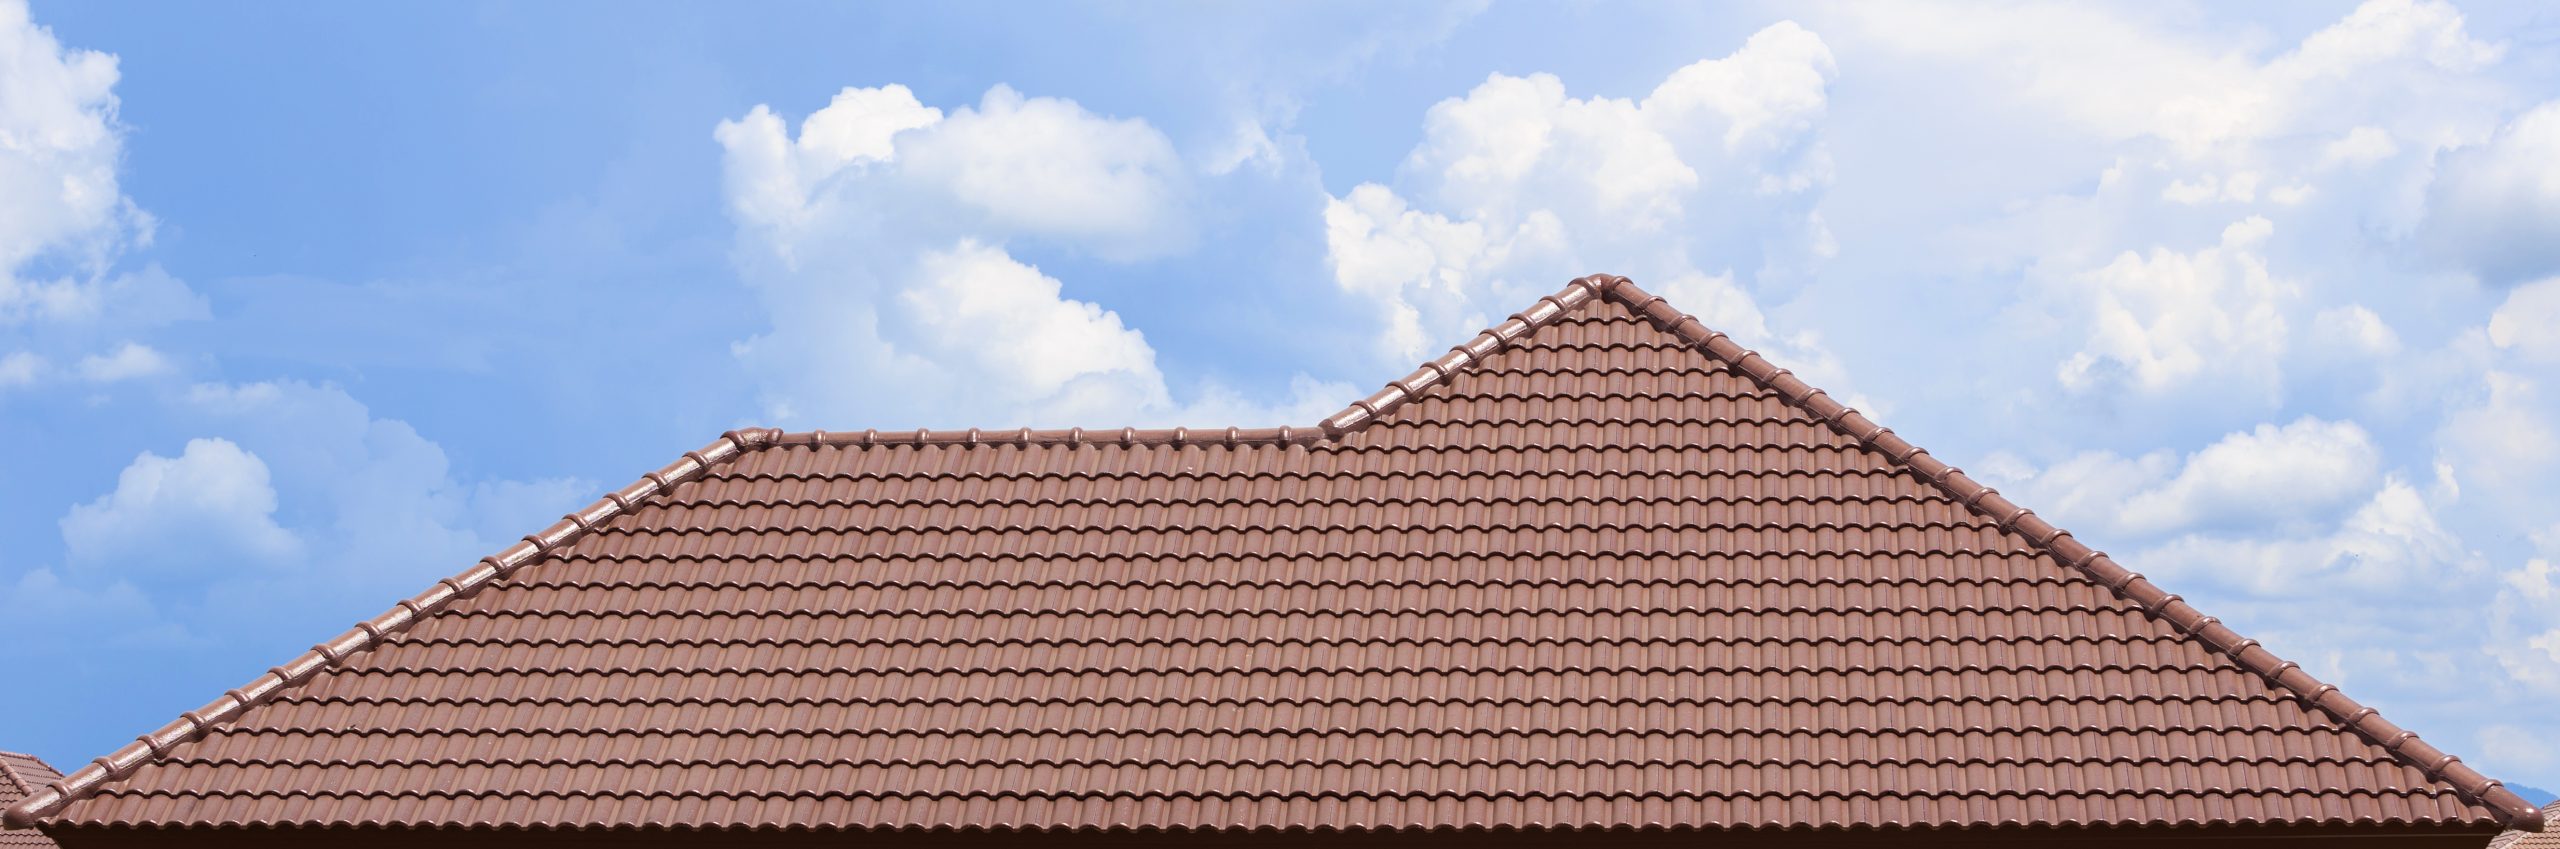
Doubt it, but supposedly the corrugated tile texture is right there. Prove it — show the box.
[19,281,2527,833]
[0,753,62,847]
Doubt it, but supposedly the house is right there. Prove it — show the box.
[1,752,63,848]
[3,275,2544,847]
[2496,803,2560,849]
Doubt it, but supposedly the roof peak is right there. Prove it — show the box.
[5,274,2541,832]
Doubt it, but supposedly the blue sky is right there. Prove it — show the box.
[5,0,2560,797]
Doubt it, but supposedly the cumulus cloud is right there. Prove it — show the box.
[0,0,141,274]
[0,349,42,387]
[2123,418,2381,533]
[74,341,169,382]
[717,83,1350,428]
[2487,277,2560,363]
[2053,217,2293,395]
[1322,21,1847,390]
[2320,126,2400,170]
[0,568,180,653]
[0,0,190,333]
[2496,528,2560,701]
[2309,305,2401,359]
[1984,416,2381,540]
[61,379,594,645]
[1830,0,2500,159]
[893,240,1172,423]
[722,84,1190,262]
[59,438,300,572]
[2423,101,2560,284]
[2139,478,2468,597]
[2434,370,2559,515]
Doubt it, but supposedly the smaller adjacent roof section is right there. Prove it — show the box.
[0,753,61,848]
[2496,803,2560,849]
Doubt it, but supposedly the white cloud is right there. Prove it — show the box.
[2140,477,2468,597]
[2435,370,2560,509]
[0,0,187,337]
[0,341,170,389]
[0,350,42,387]
[74,341,168,382]
[2424,100,2560,283]
[2487,276,2560,363]
[2122,418,2381,533]
[0,568,181,652]
[2055,216,2293,394]
[717,83,1346,429]
[2286,0,2501,78]
[902,86,1190,257]
[1321,183,1554,363]
[718,83,1189,263]
[1648,22,1837,154]
[0,0,141,274]
[1829,0,2500,159]
[1985,416,2381,539]
[2310,304,2401,358]
[59,438,300,572]
[2476,724,2559,780]
[2320,126,2400,170]
[894,240,1171,422]
[172,380,595,596]
[2161,172,2260,205]
[1323,21,1847,391]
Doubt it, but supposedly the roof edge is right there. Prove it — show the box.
[1584,274,2543,832]
[0,429,785,829]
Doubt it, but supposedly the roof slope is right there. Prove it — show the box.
[6,275,2541,834]
[0,753,62,847]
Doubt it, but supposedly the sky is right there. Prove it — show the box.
[3,0,2559,799]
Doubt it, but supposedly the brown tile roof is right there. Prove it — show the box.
[2,275,2543,835]
[0,752,62,847]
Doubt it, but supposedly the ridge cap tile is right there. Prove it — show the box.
[8,274,2533,836]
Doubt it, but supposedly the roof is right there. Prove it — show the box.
[4,275,2543,835]
[0,753,62,847]
[2498,804,2560,849]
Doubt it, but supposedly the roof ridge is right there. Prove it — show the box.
[1317,275,1614,435]
[1581,274,2544,833]
[0,430,785,829]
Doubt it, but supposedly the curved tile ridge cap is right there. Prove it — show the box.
[771,425,1329,449]
[0,428,785,829]
[1598,274,2545,833]
[1318,274,1613,436]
